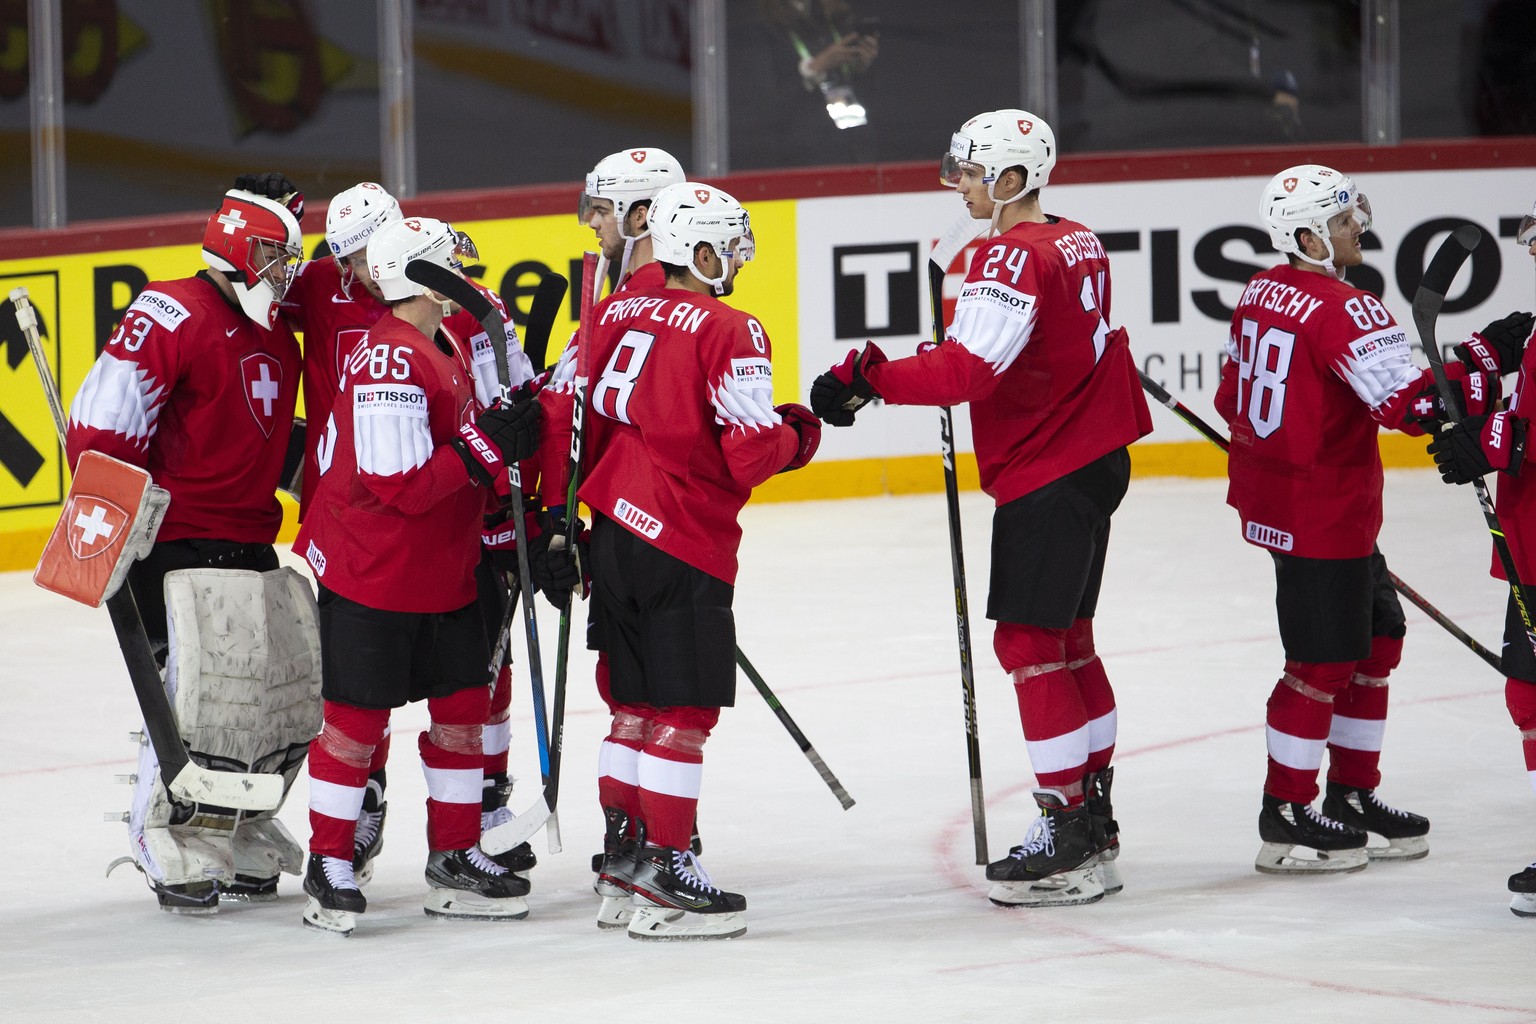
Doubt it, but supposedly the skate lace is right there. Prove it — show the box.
[1008,813,1056,860]
[466,845,510,876]
[671,849,722,894]
[1360,791,1410,819]
[354,809,383,851]
[482,805,515,832]
[322,855,359,890]
[1302,805,1348,832]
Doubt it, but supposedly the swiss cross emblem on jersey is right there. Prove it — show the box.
[694,188,712,204]
[241,352,284,438]
[1282,177,1298,193]
[65,496,129,560]
[629,149,648,163]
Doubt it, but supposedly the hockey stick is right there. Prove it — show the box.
[486,271,571,686]
[735,647,855,809]
[1413,225,1536,662]
[927,215,988,864]
[405,261,560,853]
[1138,368,1504,672]
[547,251,600,825]
[519,271,570,376]
[7,288,284,811]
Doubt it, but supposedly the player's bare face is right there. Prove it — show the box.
[955,164,995,220]
[346,251,386,302]
[586,199,624,260]
[1326,208,1365,267]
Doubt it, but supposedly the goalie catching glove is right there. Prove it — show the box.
[810,342,888,426]
[1427,411,1528,485]
[1455,311,1536,377]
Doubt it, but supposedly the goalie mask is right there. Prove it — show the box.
[366,217,475,302]
[941,109,1056,198]
[1261,164,1371,272]
[326,182,403,297]
[647,182,755,296]
[201,190,303,329]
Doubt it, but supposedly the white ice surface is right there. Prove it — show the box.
[3,469,1534,1023]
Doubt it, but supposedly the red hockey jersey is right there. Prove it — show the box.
[1495,348,1536,581]
[577,283,799,584]
[1215,265,1441,559]
[65,273,301,544]
[294,313,484,612]
[867,216,1151,505]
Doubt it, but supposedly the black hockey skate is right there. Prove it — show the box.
[352,773,387,886]
[628,845,747,941]
[423,846,530,920]
[985,789,1105,908]
[302,854,365,937]
[1508,862,1536,918]
[480,773,537,877]
[1085,768,1123,896]
[591,807,639,929]
[1320,782,1429,861]
[1256,794,1368,875]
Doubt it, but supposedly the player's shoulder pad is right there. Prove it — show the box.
[122,282,195,335]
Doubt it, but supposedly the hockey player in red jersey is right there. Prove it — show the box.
[66,180,309,913]
[1425,199,1536,915]
[576,181,820,940]
[811,109,1152,909]
[293,217,543,935]
[1217,164,1525,875]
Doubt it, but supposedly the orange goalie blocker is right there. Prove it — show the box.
[34,451,170,608]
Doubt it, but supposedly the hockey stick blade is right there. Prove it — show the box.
[522,272,569,373]
[479,799,553,855]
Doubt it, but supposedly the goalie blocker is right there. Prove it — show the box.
[34,451,168,608]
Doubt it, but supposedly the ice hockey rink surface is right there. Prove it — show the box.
[4,469,1533,1023]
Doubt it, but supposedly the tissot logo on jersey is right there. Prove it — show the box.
[1348,327,1408,367]
[730,358,772,388]
[65,496,128,559]
[354,383,428,417]
[126,290,191,331]
[960,280,1036,322]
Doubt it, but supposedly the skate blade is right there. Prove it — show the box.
[1095,857,1125,897]
[626,904,745,940]
[1510,893,1536,918]
[219,889,278,904]
[355,861,375,888]
[1254,841,1368,875]
[597,893,633,930]
[1364,835,1429,861]
[302,898,356,937]
[423,887,529,921]
[988,866,1105,908]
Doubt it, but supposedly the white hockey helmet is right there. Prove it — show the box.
[1260,164,1371,268]
[941,109,1056,197]
[366,217,471,302]
[201,189,303,328]
[577,147,686,239]
[648,182,754,295]
[1517,198,1536,247]
[326,182,402,257]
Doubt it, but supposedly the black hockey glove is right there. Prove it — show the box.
[1456,311,1536,377]
[234,172,305,220]
[810,341,888,427]
[1427,411,1527,485]
[528,512,589,611]
[478,389,544,464]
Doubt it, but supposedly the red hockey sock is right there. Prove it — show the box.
[1066,618,1117,774]
[598,704,646,833]
[307,701,391,859]
[1506,678,1536,798]
[482,662,513,781]
[996,621,1089,805]
[1264,659,1354,804]
[636,706,719,850]
[420,686,489,851]
[1326,636,1400,790]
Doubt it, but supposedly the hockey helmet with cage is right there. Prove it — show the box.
[326,182,403,297]
[577,148,686,239]
[1260,164,1371,269]
[648,182,754,295]
[941,109,1056,197]
[366,217,474,302]
[201,189,303,329]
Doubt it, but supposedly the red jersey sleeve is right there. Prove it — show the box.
[705,314,798,487]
